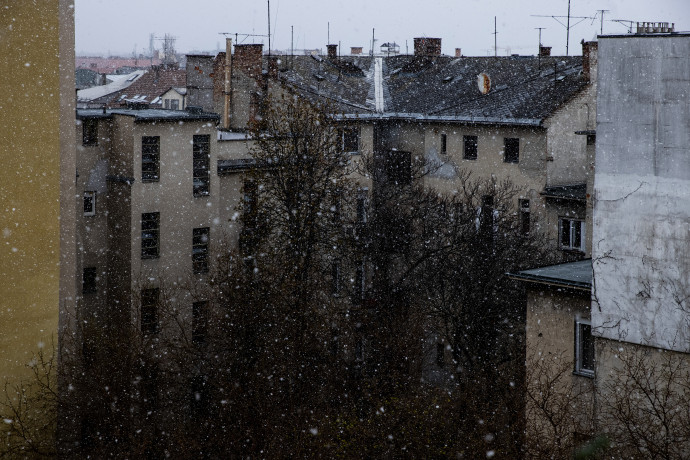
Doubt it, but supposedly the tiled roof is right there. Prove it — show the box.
[76,70,145,105]
[117,68,187,107]
[278,54,588,125]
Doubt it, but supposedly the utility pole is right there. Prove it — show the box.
[371,28,375,56]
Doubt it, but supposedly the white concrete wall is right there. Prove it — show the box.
[592,34,690,352]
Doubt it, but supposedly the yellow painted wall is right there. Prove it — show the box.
[0,0,75,383]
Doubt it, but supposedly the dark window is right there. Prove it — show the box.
[436,343,445,368]
[519,199,530,235]
[385,150,412,185]
[82,119,98,146]
[356,189,368,223]
[560,218,585,252]
[440,133,447,155]
[586,134,596,146]
[504,137,519,163]
[142,136,160,182]
[191,375,208,414]
[192,301,208,345]
[141,288,159,334]
[193,134,210,196]
[192,227,209,274]
[242,179,257,229]
[339,127,360,153]
[82,267,97,294]
[463,135,478,160]
[141,212,160,259]
[332,260,341,295]
[170,99,179,110]
[354,261,365,301]
[83,191,96,216]
[575,320,594,376]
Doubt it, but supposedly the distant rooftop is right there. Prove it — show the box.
[508,259,592,291]
[77,107,219,123]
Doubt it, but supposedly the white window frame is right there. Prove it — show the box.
[84,191,96,217]
[559,217,585,252]
[574,317,594,377]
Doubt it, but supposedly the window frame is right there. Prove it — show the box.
[141,288,160,335]
[193,134,211,197]
[503,137,519,163]
[574,317,595,377]
[83,191,96,217]
[519,199,530,235]
[559,217,585,252]
[141,136,160,183]
[440,133,447,155]
[141,212,160,259]
[192,227,210,274]
[338,127,360,154]
[463,135,478,160]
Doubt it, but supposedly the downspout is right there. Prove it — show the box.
[224,38,232,129]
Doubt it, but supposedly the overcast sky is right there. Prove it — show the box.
[75,0,689,57]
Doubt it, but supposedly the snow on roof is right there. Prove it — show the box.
[77,70,145,102]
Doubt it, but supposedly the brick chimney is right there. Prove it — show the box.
[455,48,462,57]
[539,46,551,57]
[327,44,338,59]
[350,46,363,55]
[581,40,598,83]
[234,44,263,78]
[413,37,442,57]
[267,55,280,78]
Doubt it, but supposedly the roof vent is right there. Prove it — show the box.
[477,73,491,95]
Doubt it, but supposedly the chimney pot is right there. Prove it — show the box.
[413,37,442,57]
[455,48,462,57]
[327,44,338,59]
[539,46,551,57]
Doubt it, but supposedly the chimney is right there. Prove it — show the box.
[234,43,263,79]
[350,46,363,55]
[455,48,462,57]
[327,44,338,59]
[581,40,598,83]
[413,37,442,57]
[267,55,279,78]
[539,46,551,57]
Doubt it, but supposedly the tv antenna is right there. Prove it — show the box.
[610,19,635,33]
[532,0,594,55]
[596,9,610,35]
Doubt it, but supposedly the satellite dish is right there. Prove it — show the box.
[477,73,491,94]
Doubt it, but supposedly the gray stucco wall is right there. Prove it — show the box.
[592,34,690,352]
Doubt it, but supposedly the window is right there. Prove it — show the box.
[436,343,445,368]
[332,260,341,295]
[192,301,208,345]
[356,188,368,223]
[142,136,160,182]
[440,133,447,155]
[242,179,258,229]
[193,134,210,196]
[192,227,209,274]
[141,212,160,259]
[141,288,159,334]
[586,134,596,146]
[519,199,530,235]
[575,318,594,377]
[504,137,519,163]
[560,218,585,252]
[385,150,412,185]
[354,260,365,301]
[338,127,360,153]
[82,119,98,146]
[83,191,96,216]
[463,135,478,160]
[82,267,97,294]
[171,99,179,110]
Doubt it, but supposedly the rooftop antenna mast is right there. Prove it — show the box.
[535,27,546,68]
[267,0,271,55]
[597,9,610,34]
[532,3,594,56]
[493,16,498,57]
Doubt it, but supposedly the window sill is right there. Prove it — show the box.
[573,370,594,379]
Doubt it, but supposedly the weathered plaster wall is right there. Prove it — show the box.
[592,34,690,352]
